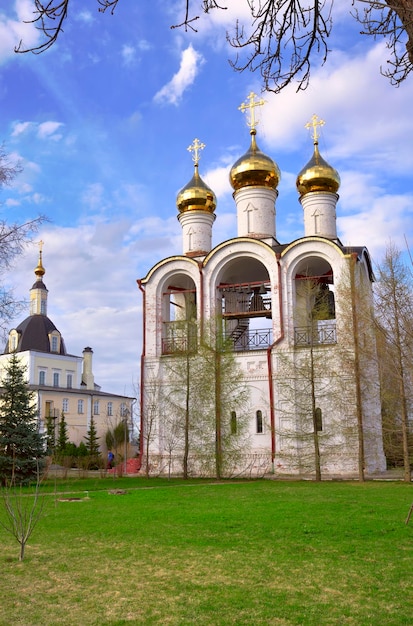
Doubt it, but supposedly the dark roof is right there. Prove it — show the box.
[4,315,67,355]
[31,280,48,291]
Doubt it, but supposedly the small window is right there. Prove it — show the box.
[93,400,100,415]
[120,402,127,417]
[107,402,113,417]
[62,398,69,413]
[315,407,323,432]
[51,336,58,352]
[78,400,84,414]
[256,410,263,434]
[41,299,47,315]
[67,374,73,389]
[39,370,46,385]
[10,334,18,351]
[230,411,237,435]
[53,372,59,387]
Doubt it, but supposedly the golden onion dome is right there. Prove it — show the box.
[34,251,45,278]
[296,142,340,195]
[229,130,280,192]
[176,164,217,214]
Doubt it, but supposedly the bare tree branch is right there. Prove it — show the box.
[352,0,413,86]
[15,0,69,55]
[226,1,333,93]
[13,1,413,90]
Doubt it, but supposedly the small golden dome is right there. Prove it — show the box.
[176,165,217,214]
[297,142,340,195]
[34,251,45,278]
[230,130,280,192]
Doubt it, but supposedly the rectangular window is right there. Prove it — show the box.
[51,336,58,352]
[78,399,84,414]
[120,403,127,417]
[39,370,46,385]
[230,411,237,435]
[67,374,73,389]
[107,402,113,416]
[63,398,69,413]
[93,400,100,415]
[53,372,59,388]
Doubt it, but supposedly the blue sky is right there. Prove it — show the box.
[0,0,412,398]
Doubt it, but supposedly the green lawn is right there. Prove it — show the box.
[1,478,412,625]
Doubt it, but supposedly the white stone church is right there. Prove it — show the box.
[138,95,386,478]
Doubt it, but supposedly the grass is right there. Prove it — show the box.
[1,477,413,625]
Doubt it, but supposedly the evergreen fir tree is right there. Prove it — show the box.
[0,353,45,485]
[45,413,56,455]
[85,416,100,457]
[56,411,69,455]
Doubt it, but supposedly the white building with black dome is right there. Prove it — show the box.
[138,97,386,478]
[0,247,134,450]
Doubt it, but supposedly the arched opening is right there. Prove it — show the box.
[217,256,272,351]
[162,274,197,354]
[256,410,263,434]
[293,257,336,346]
[315,407,323,432]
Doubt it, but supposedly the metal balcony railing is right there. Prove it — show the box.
[226,328,273,351]
[294,321,337,346]
[162,322,197,355]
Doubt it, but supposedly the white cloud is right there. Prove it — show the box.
[259,41,413,169]
[6,212,186,396]
[5,198,20,207]
[11,121,33,136]
[121,44,136,66]
[11,120,64,140]
[154,44,204,105]
[0,0,41,62]
[138,39,151,51]
[37,121,64,139]
[204,165,232,198]
[76,11,94,24]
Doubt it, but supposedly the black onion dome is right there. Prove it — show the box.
[4,315,67,355]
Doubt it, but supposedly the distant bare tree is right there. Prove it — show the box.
[374,241,413,482]
[0,462,46,562]
[0,146,46,336]
[15,2,413,91]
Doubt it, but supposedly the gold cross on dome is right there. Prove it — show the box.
[187,138,205,166]
[239,91,265,131]
[305,114,325,142]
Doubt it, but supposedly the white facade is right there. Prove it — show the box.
[139,116,386,478]
[0,253,134,451]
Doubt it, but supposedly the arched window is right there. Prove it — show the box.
[162,276,197,355]
[294,257,336,347]
[39,370,46,385]
[256,410,263,434]
[230,411,237,435]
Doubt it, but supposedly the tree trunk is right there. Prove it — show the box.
[350,255,365,482]
[215,349,222,479]
[183,353,190,479]
[390,0,413,64]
